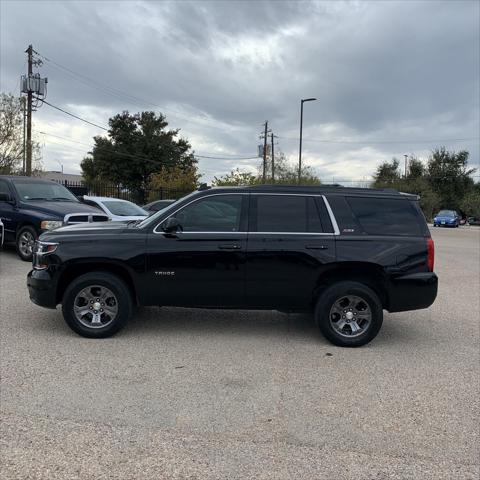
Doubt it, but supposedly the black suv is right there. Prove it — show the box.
[0,176,109,261]
[27,185,437,347]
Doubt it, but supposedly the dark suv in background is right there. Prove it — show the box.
[27,185,437,347]
[0,176,109,261]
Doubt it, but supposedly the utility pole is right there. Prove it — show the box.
[404,154,408,178]
[298,98,316,184]
[262,121,268,183]
[271,132,275,183]
[21,44,46,176]
[22,96,26,174]
[26,45,33,176]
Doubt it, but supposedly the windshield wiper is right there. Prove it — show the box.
[51,197,76,202]
[26,197,48,200]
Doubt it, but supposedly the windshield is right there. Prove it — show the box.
[137,191,197,228]
[437,210,455,217]
[102,200,147,216]
[13,180,79,202]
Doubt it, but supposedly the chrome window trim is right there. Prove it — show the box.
[153,193,245,235]
[322,196,340,235]
[153,192,340,236]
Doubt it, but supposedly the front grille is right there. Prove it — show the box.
[67,215,89,224]
[92,215,108,222]
[64,213,110,225]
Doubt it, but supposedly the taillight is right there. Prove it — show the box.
[427,237,435,272]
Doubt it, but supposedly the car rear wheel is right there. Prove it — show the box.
[16,225,37,261]
[62,272,134,338]
[315,281,383,347]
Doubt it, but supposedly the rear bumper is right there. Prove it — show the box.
[387,272,438,312]
[27,269,58,309]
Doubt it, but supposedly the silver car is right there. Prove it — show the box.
[82,196,148,222]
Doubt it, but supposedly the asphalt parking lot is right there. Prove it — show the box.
[0,226,479,480]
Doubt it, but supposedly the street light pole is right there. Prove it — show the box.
[298,97,316,183]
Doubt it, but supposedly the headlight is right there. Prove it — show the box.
[33,241,59,270]
[40,220,63,230]
[35,241,59,255]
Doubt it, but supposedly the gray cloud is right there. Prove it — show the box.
[1,0,478,182]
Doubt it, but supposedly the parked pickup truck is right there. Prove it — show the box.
[27,184,438,347]
[0,176,109,261]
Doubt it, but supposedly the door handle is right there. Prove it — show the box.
[218,244,241,250]
[305,244,328,250]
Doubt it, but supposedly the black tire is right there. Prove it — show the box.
[16,225,37,261]
[315,281,383,347]
[62,272,134,338]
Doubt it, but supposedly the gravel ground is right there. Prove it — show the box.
[0,226,479,479]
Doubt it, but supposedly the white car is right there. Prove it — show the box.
[82,196,148,222]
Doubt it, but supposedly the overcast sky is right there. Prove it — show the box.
[1,0,479,183]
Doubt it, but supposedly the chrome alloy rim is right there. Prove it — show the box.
[73,285,118,328]
[19,231,35,257]
[329,295,372,338]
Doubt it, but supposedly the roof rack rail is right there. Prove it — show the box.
[246,184,344,190]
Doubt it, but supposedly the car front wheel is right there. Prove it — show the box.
[62,272,134,338]
[16,225,37,261]
[315,281,383,347]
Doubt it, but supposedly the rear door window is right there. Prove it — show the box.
[346,197,422,236]
[252,195,325,233]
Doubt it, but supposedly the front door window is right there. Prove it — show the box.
[167,195,243,232]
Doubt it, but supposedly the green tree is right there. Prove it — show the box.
[400,177,441,221]
[268,152,322,185]
[212,168,260,186]
[426,147,476,208]
[0,93,42,174]
[148,164,201,200]
[0,93,23,173]
[81,111,196,203]
[460,189,480,217]
[213,152,322,187]
[407,156,425,179]
[372,158,401,186]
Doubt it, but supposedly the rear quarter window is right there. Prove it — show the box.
[346,197,422,236]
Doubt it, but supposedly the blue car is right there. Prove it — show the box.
[433,210,460,228]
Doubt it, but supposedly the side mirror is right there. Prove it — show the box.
[0,193,12,202]
[162,216,182,233]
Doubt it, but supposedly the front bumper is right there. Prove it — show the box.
[27,269,58,309]
[387,272,438,312]
[434,220,456,227]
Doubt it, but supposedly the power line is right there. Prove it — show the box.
[277,135,480,145]
[37,130,258,161]
[36,50,235,132]
[39,56,155,111]
[35,131,480,181]
[194,154,259,160]
[37,98,109,131]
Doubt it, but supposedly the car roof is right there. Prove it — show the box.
[197,184,417,199]
[0,175,59,184]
